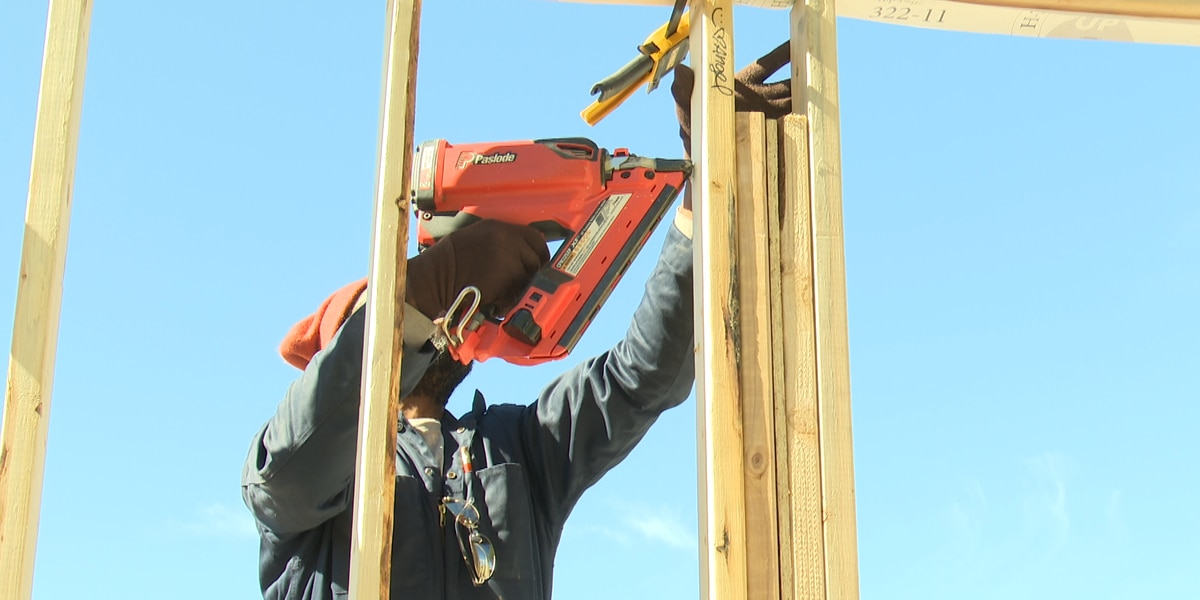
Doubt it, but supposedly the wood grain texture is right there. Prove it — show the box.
[348,1,422,598]
[736,112,781,600]
[0,2,92,599]
[765,118,797,597]
[779,115,826,600]
[553,0,1200,20]
[690,0,747,598]
[790,1,861,597]
[956,0,1200,20]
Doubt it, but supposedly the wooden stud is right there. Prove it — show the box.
[790,1,861,598]
[765,118,798,596]
[735,111,781,600]
[0,2,92,599]
[348,1,422,598]
[779,114,827,600]
[689,0,746,597]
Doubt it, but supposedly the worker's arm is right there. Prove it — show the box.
[520,207,695,526]
[241,298,439,538]
[520,41,791,525]
[241,220,549,538]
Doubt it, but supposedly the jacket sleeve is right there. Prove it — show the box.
[278,279,368,370]
[521,213,695,526]
[241,293,439,538]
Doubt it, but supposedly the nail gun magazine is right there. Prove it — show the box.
[410,137,691,366]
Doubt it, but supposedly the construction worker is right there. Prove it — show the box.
[240,43,792,599]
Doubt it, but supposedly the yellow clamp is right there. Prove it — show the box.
[581,9,692,126]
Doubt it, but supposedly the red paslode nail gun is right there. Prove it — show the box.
[410,137,692,366]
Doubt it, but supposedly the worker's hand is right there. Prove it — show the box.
[406,219,551,320]
[670,41,793,156]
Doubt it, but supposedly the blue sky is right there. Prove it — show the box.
[2,1,1197,599]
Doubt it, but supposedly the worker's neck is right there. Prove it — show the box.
[402,395,444,421]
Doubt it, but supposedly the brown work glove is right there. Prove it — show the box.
[406,219,551,320]
[670,41,793,155]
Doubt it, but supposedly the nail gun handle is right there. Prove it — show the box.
[448,163,691,366]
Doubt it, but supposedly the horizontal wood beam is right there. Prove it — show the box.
[553,0,1200,49]
[554,0,1200,20]
[956,0,1200,20]
[838,0,1200,47]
